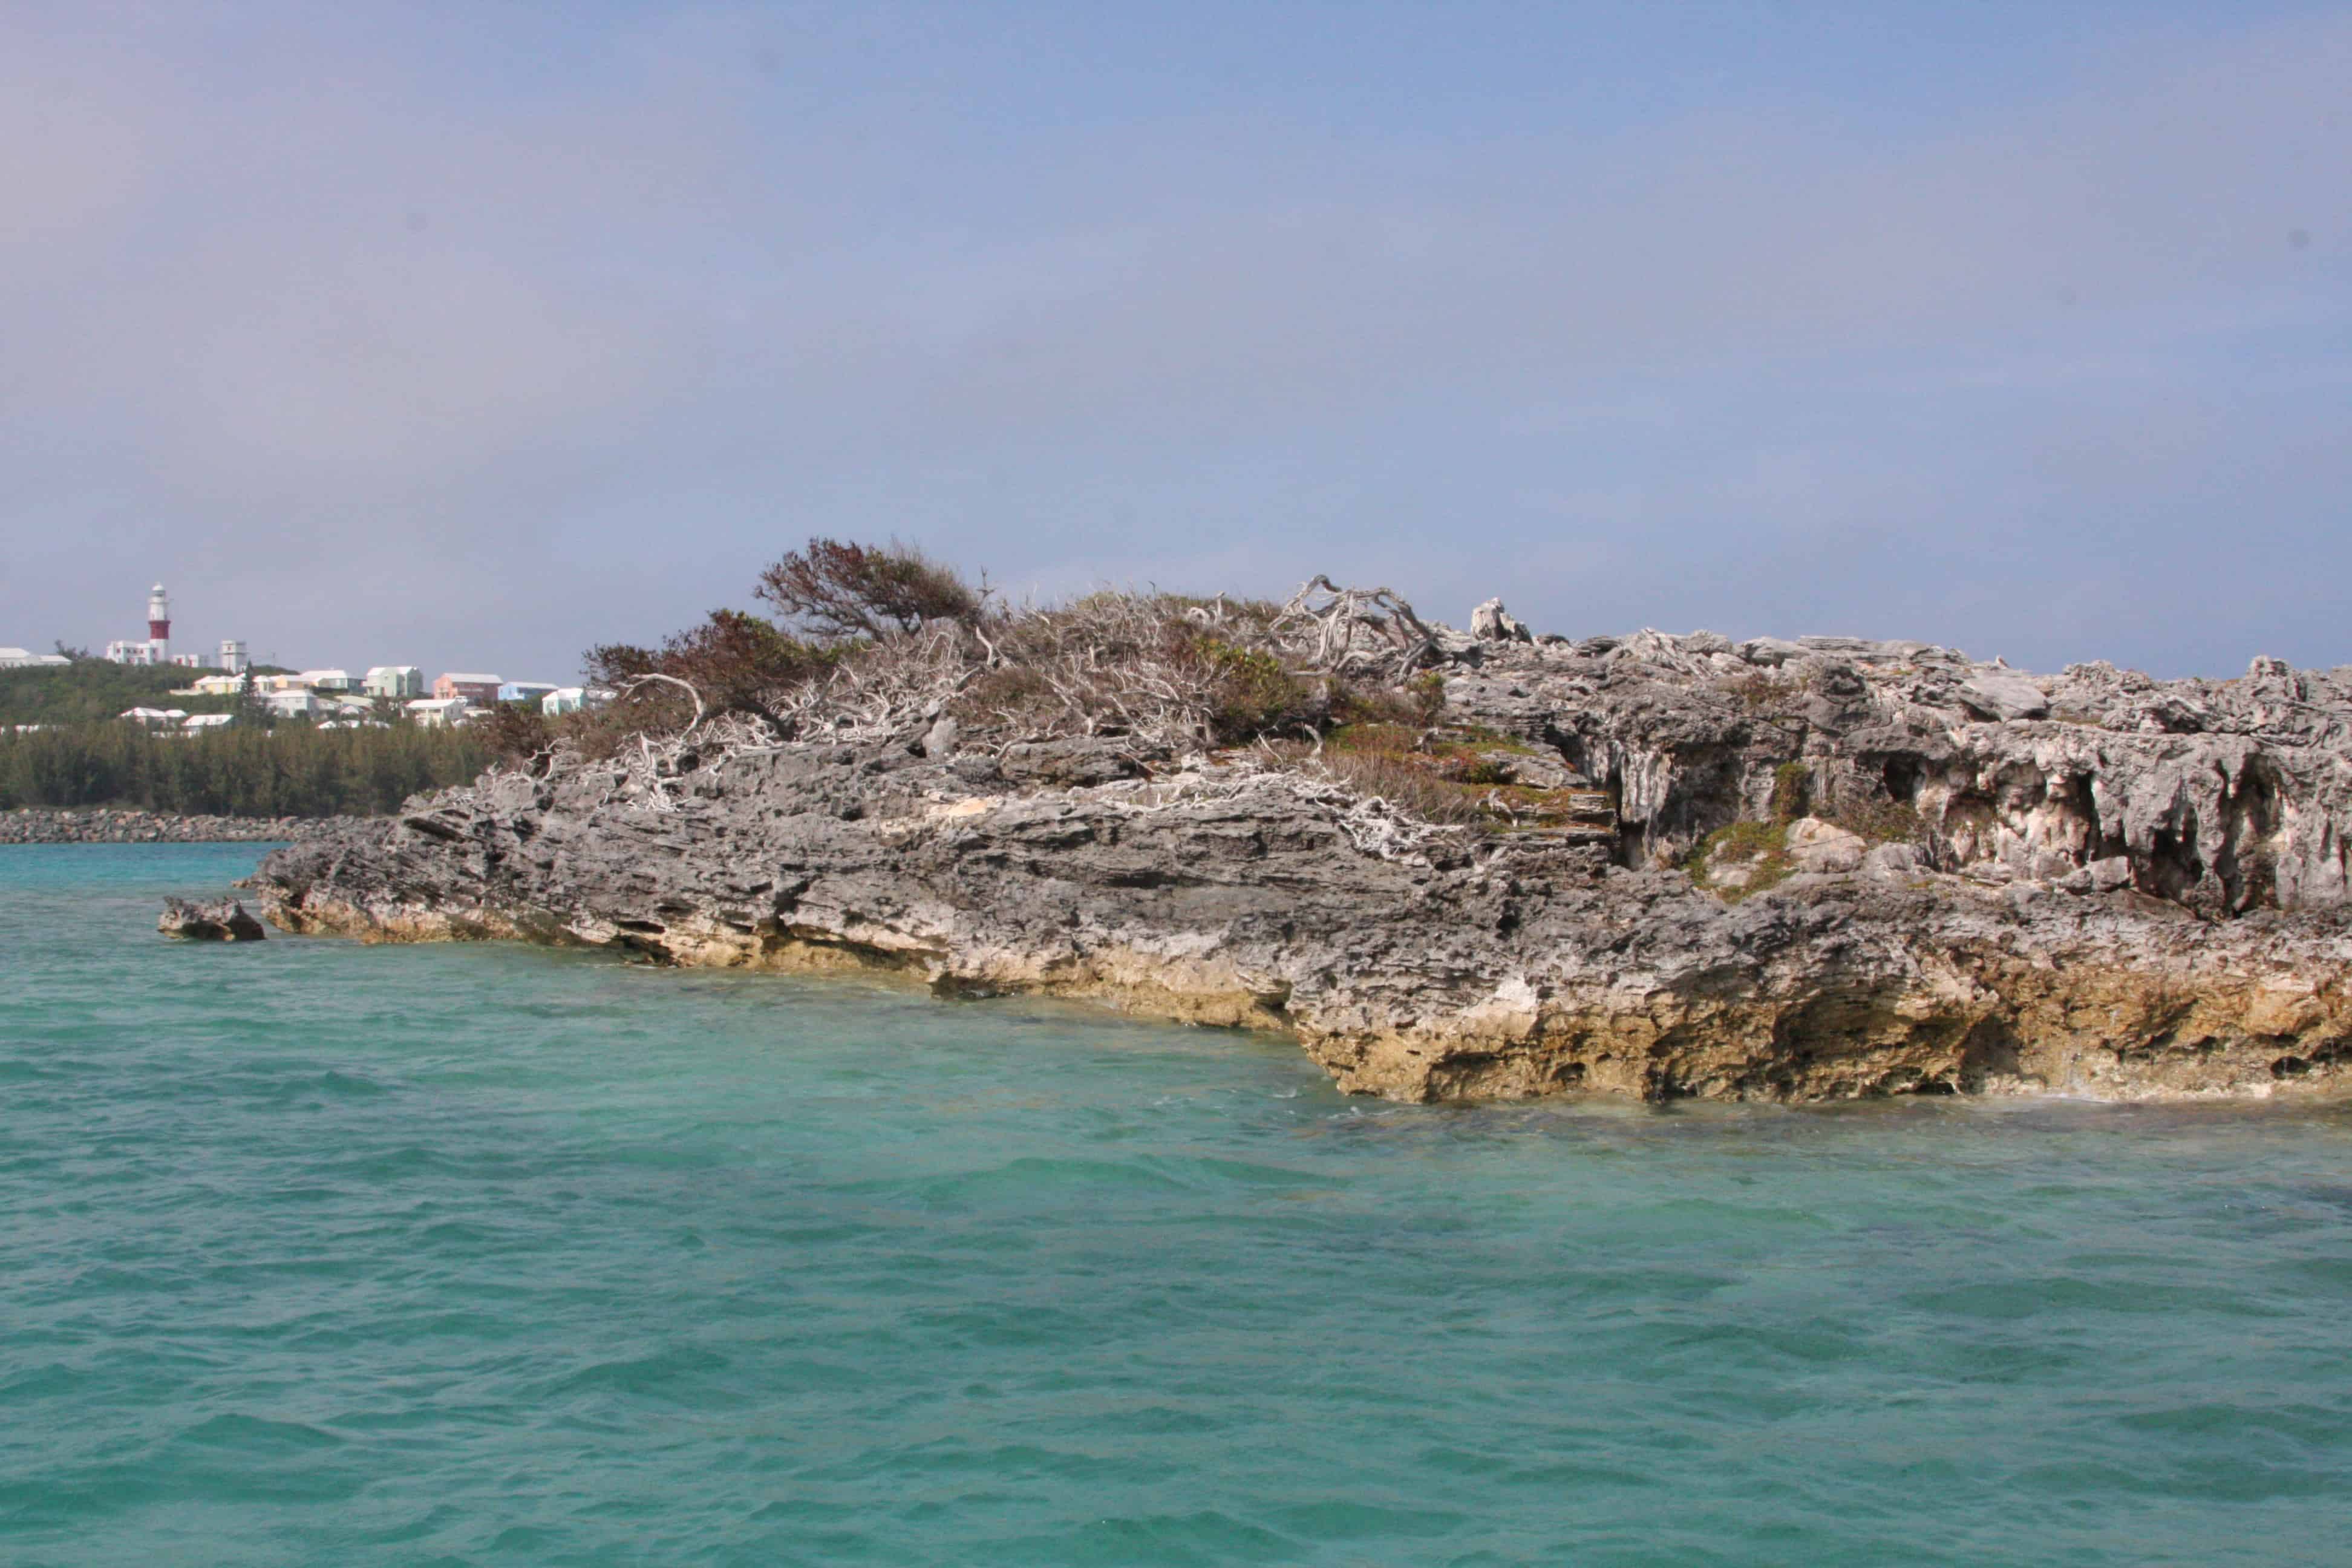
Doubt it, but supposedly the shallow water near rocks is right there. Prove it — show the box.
[6,843,2351,1566]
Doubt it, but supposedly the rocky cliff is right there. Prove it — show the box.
[249,621,2352,1104]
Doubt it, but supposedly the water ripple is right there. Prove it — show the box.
[4,845,2351,1566]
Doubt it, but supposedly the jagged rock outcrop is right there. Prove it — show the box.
[158,897,267,941]
[246,628,2352,1105]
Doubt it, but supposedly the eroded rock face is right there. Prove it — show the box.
[246,632,2352,1106]
[1445,635,2352,915]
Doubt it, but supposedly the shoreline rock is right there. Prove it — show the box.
[158,897,268,941]
[246,630,2352,1106]
[0,808,364,844]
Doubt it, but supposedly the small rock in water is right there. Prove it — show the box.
[159,897,267,941]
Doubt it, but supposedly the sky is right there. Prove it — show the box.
[2,0,2346,681]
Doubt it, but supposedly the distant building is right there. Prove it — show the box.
[182,713,235,731]
[497,681,560,705]
[364,665,424,699]
[168,652,209,668]
[433,672,503,707]
[119,707,188,728]
[105,639,162,665]
[541,686,612,716]
[184,673,245,697]
[218,639,249,675]
[265,689,328,720]
[408,697,472,728]
[0,647,72,669]
[297,669,359,693]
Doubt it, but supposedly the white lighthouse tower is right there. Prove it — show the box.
[147,583,171,659]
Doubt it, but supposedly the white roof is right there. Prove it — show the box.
[408,696,468,708]
[183,713,235,727]
[365,665,420,676]
[297,668,351,681]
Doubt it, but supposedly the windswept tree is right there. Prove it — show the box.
[753,538,984,642]
[585,608,840,730]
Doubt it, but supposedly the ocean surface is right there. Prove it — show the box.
[5,844,2351,1567]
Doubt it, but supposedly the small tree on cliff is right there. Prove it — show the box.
[753,538,984,642]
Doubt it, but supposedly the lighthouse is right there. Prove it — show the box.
[106,582,180,665]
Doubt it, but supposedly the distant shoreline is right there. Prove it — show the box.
[0,808,357,844]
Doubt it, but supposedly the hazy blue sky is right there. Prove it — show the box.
[3,1,2345,679]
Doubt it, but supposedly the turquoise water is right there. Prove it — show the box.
[5,845,2352,1566]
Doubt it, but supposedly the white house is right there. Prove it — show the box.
[364,665,424,699]
[497,681,560,705]
[0,647,71,669]
[265,689,328,719]
[182,713,235,731]
[119,706,188,728]
[297,669,359,693]
[542,686,612,716]
[407,697,471,728]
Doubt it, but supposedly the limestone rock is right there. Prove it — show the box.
[2057,857,2134,895]
[917,716,959,757]
[1958,671,2051,722]
[1784,817,1867,874]
[1861,842,1922,880]
[159,897,267,941]
[1737,636,1806,667]
[1469,598,1533,642]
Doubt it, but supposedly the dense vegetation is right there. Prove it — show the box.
[0,661,270,726]
[489,538,1447,768]
[0,722,493,817]
[484,537,1599,831]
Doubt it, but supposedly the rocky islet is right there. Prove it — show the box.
[244,612,2352,1105]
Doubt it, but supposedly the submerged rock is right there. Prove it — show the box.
[159,897,267,941]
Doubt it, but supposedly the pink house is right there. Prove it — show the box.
[433,672,503,706]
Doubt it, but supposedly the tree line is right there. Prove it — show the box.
[0,721,494,817]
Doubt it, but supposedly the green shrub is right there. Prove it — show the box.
[1833,797,1924,843]
[1686,818,1792,901]
[1201,639,1316,743]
